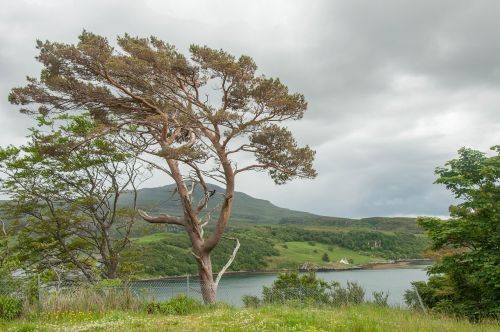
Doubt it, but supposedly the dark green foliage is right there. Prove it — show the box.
[0,296,22,321]
[416,146,500,320]
[144,295,203,315]
[262,272,331,305]
[242,295,262,308]
[272,227,427,259]
[261,272,369,308]
[129,230,279,277]
[128,224,425,277]
[322,253,329,262]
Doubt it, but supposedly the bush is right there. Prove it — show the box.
[322,253,330,262]
[242,295,261,308]
[144,295,203,315]
[372,291,389,307]
[263,273,331,305]
[330,281,365,306]
[0,295,23,321]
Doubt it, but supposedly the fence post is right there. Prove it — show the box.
[186,275,190,297]
[413,284,428,315]
[37,273,42,304]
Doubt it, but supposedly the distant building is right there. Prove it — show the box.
[339,258,350,265]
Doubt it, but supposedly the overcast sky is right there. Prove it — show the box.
[1,0,499,218]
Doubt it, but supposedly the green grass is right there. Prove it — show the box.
[2,305,498,331]
[132,233,171,244]
[267,241,383,269]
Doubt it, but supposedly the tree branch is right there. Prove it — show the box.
[137,209,186,226]
[214,236,240,288]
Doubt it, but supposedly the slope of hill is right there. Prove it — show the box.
[119,184,421,233]
[119,183,317,225]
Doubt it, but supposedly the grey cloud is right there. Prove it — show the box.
[1,0,499,218]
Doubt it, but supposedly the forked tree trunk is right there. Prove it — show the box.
[197,253,217,304]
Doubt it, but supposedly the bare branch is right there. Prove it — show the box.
[137,209,186,226]
[214,236,240,288]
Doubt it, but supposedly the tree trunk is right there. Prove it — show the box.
[197,252,217,304]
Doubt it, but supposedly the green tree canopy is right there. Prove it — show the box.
[0,114,147,281]
[8,31,316,303]
[416,146,500,320]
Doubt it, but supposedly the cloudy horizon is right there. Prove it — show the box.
[1,0,499,218]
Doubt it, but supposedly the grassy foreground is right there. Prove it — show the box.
[2,305,498,332]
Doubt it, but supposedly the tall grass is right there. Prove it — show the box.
[3,303,499,332]
[39,287,142,313]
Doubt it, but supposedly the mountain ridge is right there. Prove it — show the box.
[118,184,421,233]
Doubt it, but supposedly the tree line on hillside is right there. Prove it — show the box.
[267,227,427,259]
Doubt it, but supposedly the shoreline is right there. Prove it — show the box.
[134,259,433,282]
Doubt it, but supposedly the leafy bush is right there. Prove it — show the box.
[372,291,389,307]
[144,295,203,315]
[262,272,374,308]
[322,253,329,262]
[263,272,331,305]
[0,295,22,321]
[330,281,365,306]
[242,295,261,308]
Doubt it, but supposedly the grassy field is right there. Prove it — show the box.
[2,305,498,332]
[132,235,386,272]
[132,232,173,244]
[267,241,383,269]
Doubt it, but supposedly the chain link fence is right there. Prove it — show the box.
[2,275,416,311]
[34,276,243,309]
[0,275,36,301]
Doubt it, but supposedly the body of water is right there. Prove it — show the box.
[131,265,429,307]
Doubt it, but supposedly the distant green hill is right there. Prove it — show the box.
[119,184,421,233]
[2,184,421,233]
[119,183,317,225]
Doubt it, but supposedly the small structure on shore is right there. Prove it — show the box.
[339,258,350,265]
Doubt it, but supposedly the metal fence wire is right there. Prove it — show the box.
[3,275,394,309]
[0,276,34,301]
[37,276,241,307]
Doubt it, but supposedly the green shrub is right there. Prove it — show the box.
[330,281,365,306]
[0,295,23,321]
[242,295,261,308]
[144,295,203,315]
[372,291,389,307]
[261,272,371,307]
[263,272,331,305]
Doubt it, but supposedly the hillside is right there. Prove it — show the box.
[119,184,422,233]
[2,185,427,277]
